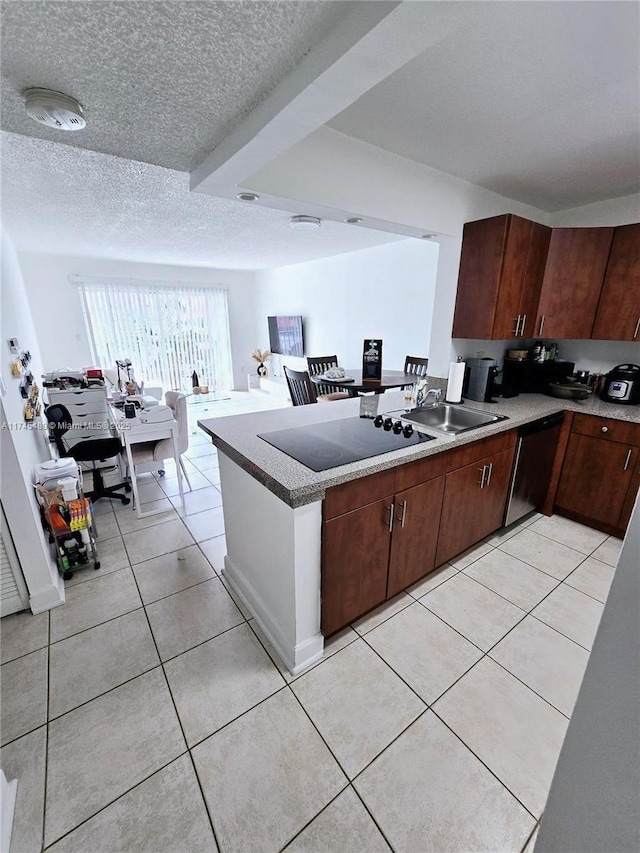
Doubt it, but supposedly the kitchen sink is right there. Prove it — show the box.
[401,404,509,435]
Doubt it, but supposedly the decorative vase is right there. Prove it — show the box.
[257,363,268,377]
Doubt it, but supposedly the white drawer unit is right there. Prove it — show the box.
[47,387,108,407]
[46,386,115,454]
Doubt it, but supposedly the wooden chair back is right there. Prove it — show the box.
[307,355,340,397]
[283,366,317,406]
[404,356,429,377]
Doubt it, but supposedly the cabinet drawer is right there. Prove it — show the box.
[324,468,396,520]
[571,414,640,447]
[47,388,107,406]
[443,429,517,473]
[65,401,110,417]
[394,452,448,492]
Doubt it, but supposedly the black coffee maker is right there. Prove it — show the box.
[463,358,499,402]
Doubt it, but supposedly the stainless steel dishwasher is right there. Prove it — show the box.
[504,412,564,526]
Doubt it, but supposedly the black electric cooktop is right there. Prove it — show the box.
[258,416,434,472]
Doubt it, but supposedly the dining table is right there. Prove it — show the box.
[310,369,417,394]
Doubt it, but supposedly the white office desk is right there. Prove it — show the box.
[112,413,185,518]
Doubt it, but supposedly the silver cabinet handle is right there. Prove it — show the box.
[602,426,609,433]
[478,467,485,488]
[624,450,632,471]
[520,314,527,336]
[512,315,521,336]
[485,462,493,487]
[634,317,640,339]
[386,503,395,533]
[397,500,407,528]
[538,315,545,335]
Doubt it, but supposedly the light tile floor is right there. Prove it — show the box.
[1,391,624,852]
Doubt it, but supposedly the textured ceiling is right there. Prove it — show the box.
[329,1,640,211]
[0,131,402,268]
[0,0,350,171]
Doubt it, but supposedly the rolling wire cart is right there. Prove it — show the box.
[37,467,100,580]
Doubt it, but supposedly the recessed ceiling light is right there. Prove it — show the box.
[289,215,322,230]
[345,217,363,224]
[421,233,436,239]
[237,192,259,202]
[24,88,86,131]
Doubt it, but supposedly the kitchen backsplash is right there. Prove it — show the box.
[451,339,639,377]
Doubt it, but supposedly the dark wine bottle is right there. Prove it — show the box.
[192,370,199,388]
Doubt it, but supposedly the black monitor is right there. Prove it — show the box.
[268,316,304,357]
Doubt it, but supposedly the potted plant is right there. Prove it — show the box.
[251,349,271,377]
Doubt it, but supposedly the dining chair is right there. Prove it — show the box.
[122,391,192,491]
[404,356,429,377]
[306,355,351,401]
[283,366,318,406]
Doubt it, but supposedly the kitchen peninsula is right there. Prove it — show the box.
[198,391,639,674]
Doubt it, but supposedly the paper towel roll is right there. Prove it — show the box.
[446,360,465,403]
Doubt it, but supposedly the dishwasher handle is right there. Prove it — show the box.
[517,412,564,438]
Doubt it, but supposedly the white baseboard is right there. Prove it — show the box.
[223,555,323,675]
[29,572,66,613]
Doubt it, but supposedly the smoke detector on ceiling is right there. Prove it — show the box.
[289,215,321,230]
[24,88,86,131]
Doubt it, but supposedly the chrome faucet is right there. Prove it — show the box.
[420,388,442,408]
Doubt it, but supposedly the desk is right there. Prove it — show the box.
[112,414,185,518]
[310,370,416,394]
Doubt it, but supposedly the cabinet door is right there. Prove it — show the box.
[492,216,540,340]
[591,223,640,341]
[536,227,614,338]
[436,447,515,566]
[518,221,552,338]
[322,498,391,636]
[453,215,510,339]
[387,476,445,598]
[555,434,638,528]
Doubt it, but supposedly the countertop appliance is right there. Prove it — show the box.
[600,364,640,405]
[501,359,574,396]
[504,412,564,526]
[463,358,499,402]
[259,416,434,471]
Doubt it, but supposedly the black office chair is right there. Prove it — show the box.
[306,355,351,401]
[283,367,318,406]
[45,404,131,504]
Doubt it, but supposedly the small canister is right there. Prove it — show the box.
[124,402,136,419]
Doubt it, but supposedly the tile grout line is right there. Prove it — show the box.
[40,751,192,851]
[128,556,223,853]
[41,609,51,851]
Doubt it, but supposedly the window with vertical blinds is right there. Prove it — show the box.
[76,278,233,393]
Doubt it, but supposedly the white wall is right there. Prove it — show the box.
[17,253,259,391]
[254,238,439,375]
[0,229,65,612]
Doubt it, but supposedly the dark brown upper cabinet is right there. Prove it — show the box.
[534,227,614,339]
[591,223,640,341]
[452,214,551,340]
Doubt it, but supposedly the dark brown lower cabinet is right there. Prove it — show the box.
[320,476,445,636]
[555,435,640,532]
[321,498,391,637]
[386,477,446,598]
[321,432,517,636]
[435,447,516,566]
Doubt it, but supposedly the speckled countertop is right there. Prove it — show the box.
[198,392,640,508]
